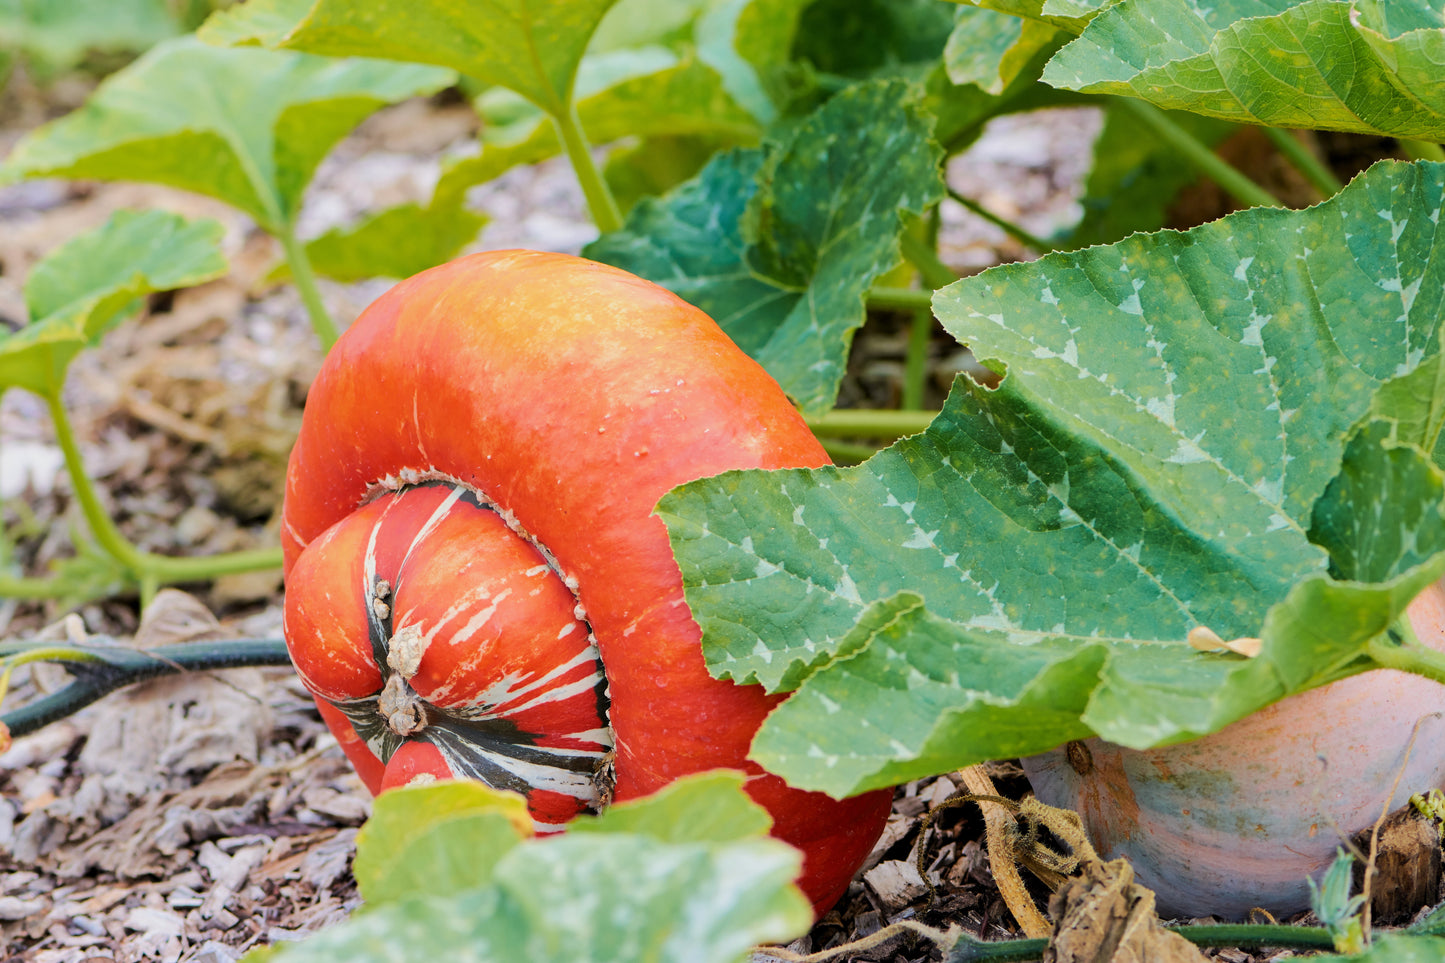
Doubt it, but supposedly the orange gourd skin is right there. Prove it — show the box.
[281,250,892,916]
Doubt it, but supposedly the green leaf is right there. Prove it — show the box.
[587,78,944,415]
[604,134,732,212]
[1041,0,1445,141]
[790,0,957,83]
[658,159,1445,796]
[251,779,810,963]
[270,199,486,284]
[2,36,454,233]
[695,0,813,122]
[196,0,314,47]
[218,0,619,117]
[944,5,1061,95]
[0,0,179,74]
[352,781,530,906]
[1063,101,1236,249]
[946,0,1104,33]
[571,771,773,843]
[434,48,759,206]
[0,209,226,398]
[1310,421,1445,583]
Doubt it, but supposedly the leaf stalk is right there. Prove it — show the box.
[946,188,1057,254]
[1116,99,1284,210]
[279,226,339,350]
[45,393,284,595]
[1261,127,1344,198]
[553,103,624,235]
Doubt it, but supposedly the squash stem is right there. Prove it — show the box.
[807,409,938,439]
[1261,127,1343,198]
[903,303,935,411]
[1366,632,1445,686]
[0,636,291,739]
[1117,99,1285,210]
[1402,140,1445,163]
[867,286,935,312]
[553,103,624,235]
[0,574,86,598]
[944,922,1340,962]
[899,232,959,291]
[46,392,284,591]
[946,187,1057,254]
[279,225,339,351]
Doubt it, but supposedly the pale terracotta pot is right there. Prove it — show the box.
[1021,579,1445,920]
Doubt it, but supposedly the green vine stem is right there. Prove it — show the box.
[1116,99,1285,210]
[553,102,624,235]
[1402,140,1445,163]
[0,636,291,739]
[867,286,935,313]
[899,231,959,292]
[946,188,1058,254]
[46,393,284,598]
[0,575,86,599]
[1261,127,1344,198]
[279,225,339,351]
[818,438,883,464]
[945,921,1341,962]
[1366,632,1445,686]
[903,304,934,411]
[808,408,938,439]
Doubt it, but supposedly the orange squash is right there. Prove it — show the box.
[281,250,891,915]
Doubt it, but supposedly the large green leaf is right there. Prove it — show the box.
[205,0,617,117]
[434,48,759,207]
[586,78,944,415]
[0,209,227,398]
[247,776,809,963]
[657,160,1445,797]
[0,0,178,74]
[1042,0,1445,141]
[0,36,452,233]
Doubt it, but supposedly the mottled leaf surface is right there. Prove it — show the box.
[1311,420,1445,583]
[587,79,944,414]
[0,36,452,231]
[659,160,1445,796]
[213,0,617,116]
[0,210,226,397]
[1042,0,1445,140]
[945,5,1060,94]
[249,777,808,963]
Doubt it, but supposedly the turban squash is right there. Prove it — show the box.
[281,250,892,915]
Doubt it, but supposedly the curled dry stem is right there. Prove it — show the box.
[958,765,1054,938]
